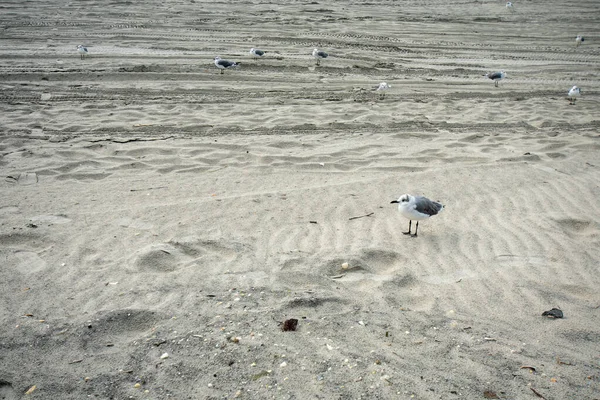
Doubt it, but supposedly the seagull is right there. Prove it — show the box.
[485,71,506,87]
[375,82,391,99]
[575,35,585,47]
[250,48,265,58]
[567,85,581,105]
[506,1,514,11]
[214,56,239,74]
[76,45,88,60]
[391,194,444,237]
[312,48,328,66]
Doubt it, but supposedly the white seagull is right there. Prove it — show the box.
[214,56,239,74]
[485,71,506,87]
[312,48,328,66]
[391,194,444,237]
[375,82,391,99]
[250,48,265,58]
[575,35,584,47]
[76,45,88,60]
[567,85,581,105]
[506,1,514,11]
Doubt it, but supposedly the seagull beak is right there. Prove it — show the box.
[390,200,399,204]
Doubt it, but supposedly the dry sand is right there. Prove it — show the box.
[1,0,600,398]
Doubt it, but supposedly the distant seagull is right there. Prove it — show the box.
[312,48,328,66]
[391,194,444,237]
[214,56,238,74]
[76,45,88,59]
[375,82,391,99]
[567,85,581,105]
[575,35,585,47]
[485,71,506,87]
[250,48,265,58]
[506,1,514,11]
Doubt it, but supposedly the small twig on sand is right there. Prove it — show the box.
[349,212,374,221]
[130,186,168,192]
[89,136,174,144]
[530,388,547,399]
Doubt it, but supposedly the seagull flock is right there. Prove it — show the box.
[74,30,586,106]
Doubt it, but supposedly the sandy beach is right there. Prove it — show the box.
[1,0,599,398]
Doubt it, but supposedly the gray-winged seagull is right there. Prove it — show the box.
[312,48,328,66]
[375,82,391,99]
[250,48,265,58]
[77,45,88,59]
[391,194,444,237]
[485,71,506,87]
[214,56,239,74]
[567,85,581,105]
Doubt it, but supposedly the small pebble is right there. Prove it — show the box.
[160,353,169,359]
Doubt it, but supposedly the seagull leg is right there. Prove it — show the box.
[495,81,499,87]
[220,70,224,75]
[412,221,419,237]
[403,220,412,235]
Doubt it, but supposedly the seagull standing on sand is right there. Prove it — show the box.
[391,194,444,237]
[250,48,265,58]
[76,45,88,59]
[375,82,391,99]
[214,56,238,74]
[575,35,584,47]
[485,71,506,87]
[313,48,328,66]
[567,85,580,105]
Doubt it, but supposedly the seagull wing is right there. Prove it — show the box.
[413,196,443,216]
[218,59,236,68]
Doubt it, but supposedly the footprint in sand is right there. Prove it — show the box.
[0,205,20,214]
[132,238,242,273]
[5,172,38,185]
[0,379,16,400]
[11,250,47,274]
[30,214,72,225]
[81,309,165,349]
[552,218,596,235]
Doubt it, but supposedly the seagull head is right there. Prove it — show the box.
[214,56,221,61]
[250,48,255,53]
[391,194,411,204]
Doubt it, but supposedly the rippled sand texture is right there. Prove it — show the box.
[1,0,599,399]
